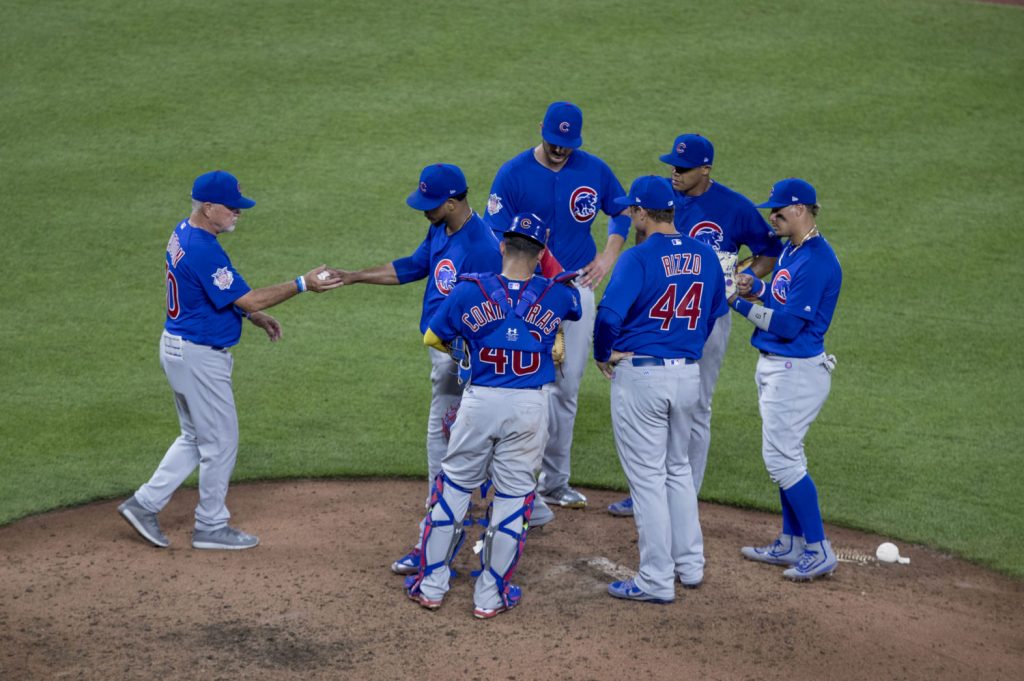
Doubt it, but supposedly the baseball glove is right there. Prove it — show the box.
[552,327,566,366]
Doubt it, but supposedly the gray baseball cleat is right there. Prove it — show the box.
[740,533,805,565]
[192,526,260,550]
[118,495,169,548]
[782,539,838,581]
[540,485,587,509]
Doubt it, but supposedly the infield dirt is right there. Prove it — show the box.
[2,480,1021,680]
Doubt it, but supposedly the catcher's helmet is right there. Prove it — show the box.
[505,212,548,247]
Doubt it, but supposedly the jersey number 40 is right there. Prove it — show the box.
[479,348,540,376]
[649,282,703,331]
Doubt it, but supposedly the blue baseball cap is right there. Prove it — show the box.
[406,163,468,211]
[659,133,714,169]
[756,178,817,209]
[191,170,256,209]
[613,175,675,210]
[504,212,548,246]
[541,101,583,149]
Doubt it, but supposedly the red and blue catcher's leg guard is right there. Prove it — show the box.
[405,473,473,600]
[479,490,535,609]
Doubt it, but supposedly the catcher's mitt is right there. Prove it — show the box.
[552,327,566,366]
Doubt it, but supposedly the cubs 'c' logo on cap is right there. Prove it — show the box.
[569,186,598,223]
[434,258,458,295]
[676,142,687,154]
[772,269,792,304]
[559,121,571,133]
[520,217,532,229]
[688,221,724,251]
[420,181,428,193]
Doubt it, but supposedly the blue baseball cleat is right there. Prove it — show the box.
[607,496,634,517]
[607,578,673,604]
[783,540,838,581]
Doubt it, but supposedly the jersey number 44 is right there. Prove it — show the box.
[649,282,704,331]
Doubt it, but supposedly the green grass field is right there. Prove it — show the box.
[2,0,1021,576]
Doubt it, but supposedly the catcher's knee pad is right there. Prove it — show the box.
[408,473,472,595]
[480,489,535,607]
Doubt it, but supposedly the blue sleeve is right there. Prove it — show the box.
[426,286,462,341]
[601,165,629,239]
[564,285,583,322]
[483,164,516,233]
[593,307,624,362]
[392,232,432,283]
[731,298,806,339]
[740,205,783,257]
[598,253,643,319]
[193,247,251,309]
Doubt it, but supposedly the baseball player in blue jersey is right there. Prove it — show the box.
[405,213,582,618]
[118,170,344,550]
[608,134,782,518]
[594,176,727,602]
[331,164,503,575]
[731,178,841,581]
[485,101,630,510]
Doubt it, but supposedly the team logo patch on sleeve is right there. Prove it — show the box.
[569,186,598,223]
[772,269,792,304]
[212,267,234,291]
[434,259,458,295]
[688,221,724,251]
[487,193,503,216]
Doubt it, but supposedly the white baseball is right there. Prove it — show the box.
[876,542,901,563]
[317,271,330,281]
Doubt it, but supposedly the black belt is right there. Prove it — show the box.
[628,357,696,367]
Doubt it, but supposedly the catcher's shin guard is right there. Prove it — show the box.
[406,473,472,598]
[479,490,535,608]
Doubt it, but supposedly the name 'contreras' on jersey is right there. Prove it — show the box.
[484,149,628,272]
[392,213,503,334]
[751,235,842,358]
[164,219,252,348]
[427,274,582,389]
[595,233,728,361]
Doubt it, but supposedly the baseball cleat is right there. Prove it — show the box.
[782,540,838,582]
[118,496,169,548]
[541,485,587,509]
[191,525,259,550]
[391,547,422,575]
[607,578,674,604]
[607,496,634,517]
[473,585,521,619]
[741,533,805,565]
[679,578,703,590]
[407,590,443,611]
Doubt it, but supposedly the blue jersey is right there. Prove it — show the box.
[675,181,782,259]
[427,273,582,389]
[392,212,503,333]
[594,233,728,361]
[164,219,251,348]
[484,149,629,271]
[751,235,842,357]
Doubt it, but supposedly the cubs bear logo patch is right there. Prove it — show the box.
[772,269,792,304]
[569,186,598,223]
[688,221,724,251]
[434,259,458,295]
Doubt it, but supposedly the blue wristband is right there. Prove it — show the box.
[732,297,753,315]
[295,275,307,293]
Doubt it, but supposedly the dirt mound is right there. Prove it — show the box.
[2,480,1021,680]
